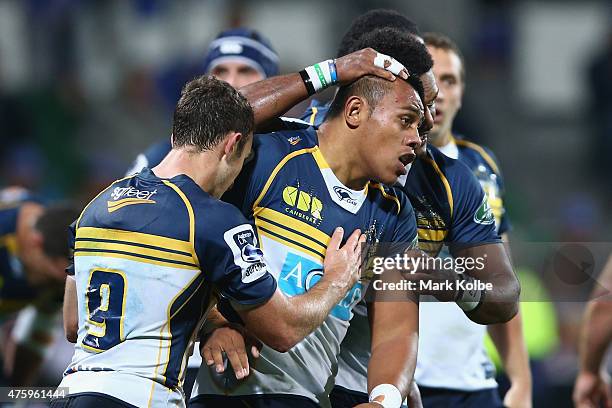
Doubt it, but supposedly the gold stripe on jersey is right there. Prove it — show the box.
[254,207,330,248]
[162,181,200,267]
[369,183,401,215]
[77,175,135,228]
[311,146,330,169]
[454,137,501,175]
[254,213,328,262]
[0,234,18,255]
[107,198,156,213]
[255,217,326,255]
[253,147,318,210]
[76,227,197,263]
[308,107,319,125]
[417,228,447,242]
[149,271,203,405]
[422,156,454,219]
[74,251,199,271]
[74,240,196,267]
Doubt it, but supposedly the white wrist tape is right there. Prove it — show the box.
[304,59,337,92]
[369,383,402,408]
[373,53,407,76]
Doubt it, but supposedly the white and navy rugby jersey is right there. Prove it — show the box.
[301,101,504,394]
[192,126,418,407]
[60,169,277,408]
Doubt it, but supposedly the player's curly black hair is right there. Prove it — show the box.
[327,28,432,119]
[336,9,420,58]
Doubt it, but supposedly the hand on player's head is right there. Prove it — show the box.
[335,47,407,85]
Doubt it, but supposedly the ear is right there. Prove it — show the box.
[223,131,243,158]
[344,96,368,129]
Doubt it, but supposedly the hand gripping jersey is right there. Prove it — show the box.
[191,127,418,407]
[59,169,277,408]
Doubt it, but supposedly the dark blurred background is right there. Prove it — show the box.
[0,0,610,406]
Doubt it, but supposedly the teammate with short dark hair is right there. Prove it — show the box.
[54,76,364,408]
[0,188,78,386]
[126,28,279,176]
[403,31,529,408]
[290,22,512,408]
[190,33,430,408]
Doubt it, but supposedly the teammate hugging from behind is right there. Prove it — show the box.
[54,76,363,408]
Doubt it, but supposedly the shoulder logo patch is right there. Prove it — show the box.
[107,186,157,213]
[474,195,495,225]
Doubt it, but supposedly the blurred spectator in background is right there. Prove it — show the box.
[588,29,612,192]
[0,187,78,386]
[126,27,279,175]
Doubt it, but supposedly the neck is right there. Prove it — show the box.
[431,129,453,148]
[153,148,223,197]
[317,119,369,190]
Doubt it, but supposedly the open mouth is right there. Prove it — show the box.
[399,153,416,166]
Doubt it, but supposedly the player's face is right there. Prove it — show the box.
[417,70,438,155]
[427,46,464,144]
[210,61,265,88]
[359,80,423,185]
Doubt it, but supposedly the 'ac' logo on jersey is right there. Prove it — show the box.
[282,186,323,225]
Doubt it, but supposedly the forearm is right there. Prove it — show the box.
[367,300,419,400]
[241,277,349,352]
[488,311,531,386]
[277,277,348,344]
[456,244,519,324]
[239,73,308,126]
[367,331,418,397]
[579,300,612,373]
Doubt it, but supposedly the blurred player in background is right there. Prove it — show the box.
[0,187,78,386]
[402,32,530,407]
[54,76,363,408]
[573,253,612,408]
[126,28,279,175]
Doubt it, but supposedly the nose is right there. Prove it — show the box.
[420,108,434,135]
[405,129,422,151]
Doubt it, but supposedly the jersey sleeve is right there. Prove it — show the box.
[388,190,419,256]
[484,147,511,235]
[196,203,277,307]
[446,160,501,253]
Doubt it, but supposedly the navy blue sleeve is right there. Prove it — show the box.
[387,189,419,256]
[483,147,511,235]
[196,203,277,306]
[0,206,19,236]
[446,160,501,252]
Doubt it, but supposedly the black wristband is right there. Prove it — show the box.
[300,69,316,96]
